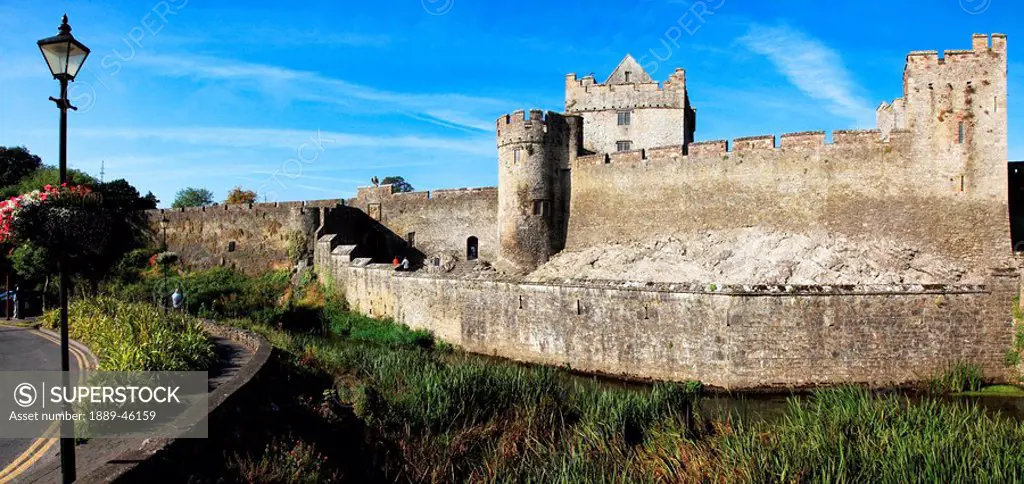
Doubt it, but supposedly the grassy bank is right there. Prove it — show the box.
[102,267,1024,482]
[41,296,213,371]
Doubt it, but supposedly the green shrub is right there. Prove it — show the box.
[230,436,340,483]
[41,297,214,371]
[163,267,291,322]
[930,361,984,393]
[327,310,433,348]
[1006,350,1021,368]
[285,230,308,264]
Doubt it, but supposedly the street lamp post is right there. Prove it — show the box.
[38,14,90,484]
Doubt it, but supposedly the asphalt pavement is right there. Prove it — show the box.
[0,324,65,480]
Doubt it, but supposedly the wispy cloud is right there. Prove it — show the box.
[738,25,875,126]
[65,126,493,157]
[131,54,508,132]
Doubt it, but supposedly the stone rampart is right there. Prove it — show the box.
[348,185,498,262]
[325,259,1016,388]
[146,200,341,274]
[569,128,1009,277]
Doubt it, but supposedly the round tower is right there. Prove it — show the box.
[496,109,580,273]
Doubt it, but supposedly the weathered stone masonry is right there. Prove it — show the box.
[148,200,338,274]
[156,34,1017,388]
[322,262,1016,388]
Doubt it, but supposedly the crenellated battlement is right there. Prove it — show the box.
[496,109,570,148]
[904,33,1006,68]
[780,131,826,149]
[832,129,882,144]
[733,135,776,152]
[573,128,909,167]
[354,185,497,203]
[565,68,687,93]
[146,198,343,217]
[564,68,688,113]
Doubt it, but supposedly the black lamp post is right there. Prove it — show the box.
[38,13,89,484]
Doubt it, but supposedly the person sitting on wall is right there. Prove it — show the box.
[401,257,410,271]
[392,256,400,268]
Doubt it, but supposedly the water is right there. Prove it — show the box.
[439,345,1024,423]
[698,390,1024,424]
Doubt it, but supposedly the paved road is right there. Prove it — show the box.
[0,324,78,481]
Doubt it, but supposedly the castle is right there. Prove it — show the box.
[152,34,1017,388]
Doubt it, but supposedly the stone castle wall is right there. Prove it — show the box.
[147,200,340,274]
[567,129,1010,276]
[151,33,1016,388]
[348,185,498,262]
[321,260,1016,388]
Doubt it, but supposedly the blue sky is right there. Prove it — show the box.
[0,0,1021,207]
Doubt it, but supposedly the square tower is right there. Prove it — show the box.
[877,33,1007,201]
[564,54,696,155]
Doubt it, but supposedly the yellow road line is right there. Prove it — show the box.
[0,429,50,480]
[33,332,89,371]
[0,328,90,482]
[0,425,58,483]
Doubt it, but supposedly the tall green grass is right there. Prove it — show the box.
[930,361,984,393]
[104,266,293,326]
[714,387,1024,483]
[42,297,214,371]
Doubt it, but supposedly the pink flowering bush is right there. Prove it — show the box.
[0,184,62,243]
[0,183,109,259]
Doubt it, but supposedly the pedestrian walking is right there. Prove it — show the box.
[12,285,20,320]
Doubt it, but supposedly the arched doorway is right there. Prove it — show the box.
[467,236,479,261]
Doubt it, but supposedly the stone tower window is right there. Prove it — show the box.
[513,148,521,164]
[406,232,416,248]
[616,141,632,152]
[533,200,551,217]
[227,241,236,252]
[617,111,631,126]
[624,71,632,83]
[958,122,965,144]
[467,236,479,260]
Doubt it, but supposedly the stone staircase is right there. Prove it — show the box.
[331,243,358,262]
[323,239,375,267]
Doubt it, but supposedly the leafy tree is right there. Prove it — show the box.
[10,242,55,308]
[381,176,414,193]
[141,191,159,209]
[10,243,53,283]
[225,186,258,205]
[98,179,159,211]
[172,187,214,208]
[0,166,96,199]
[0,146,43,188]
